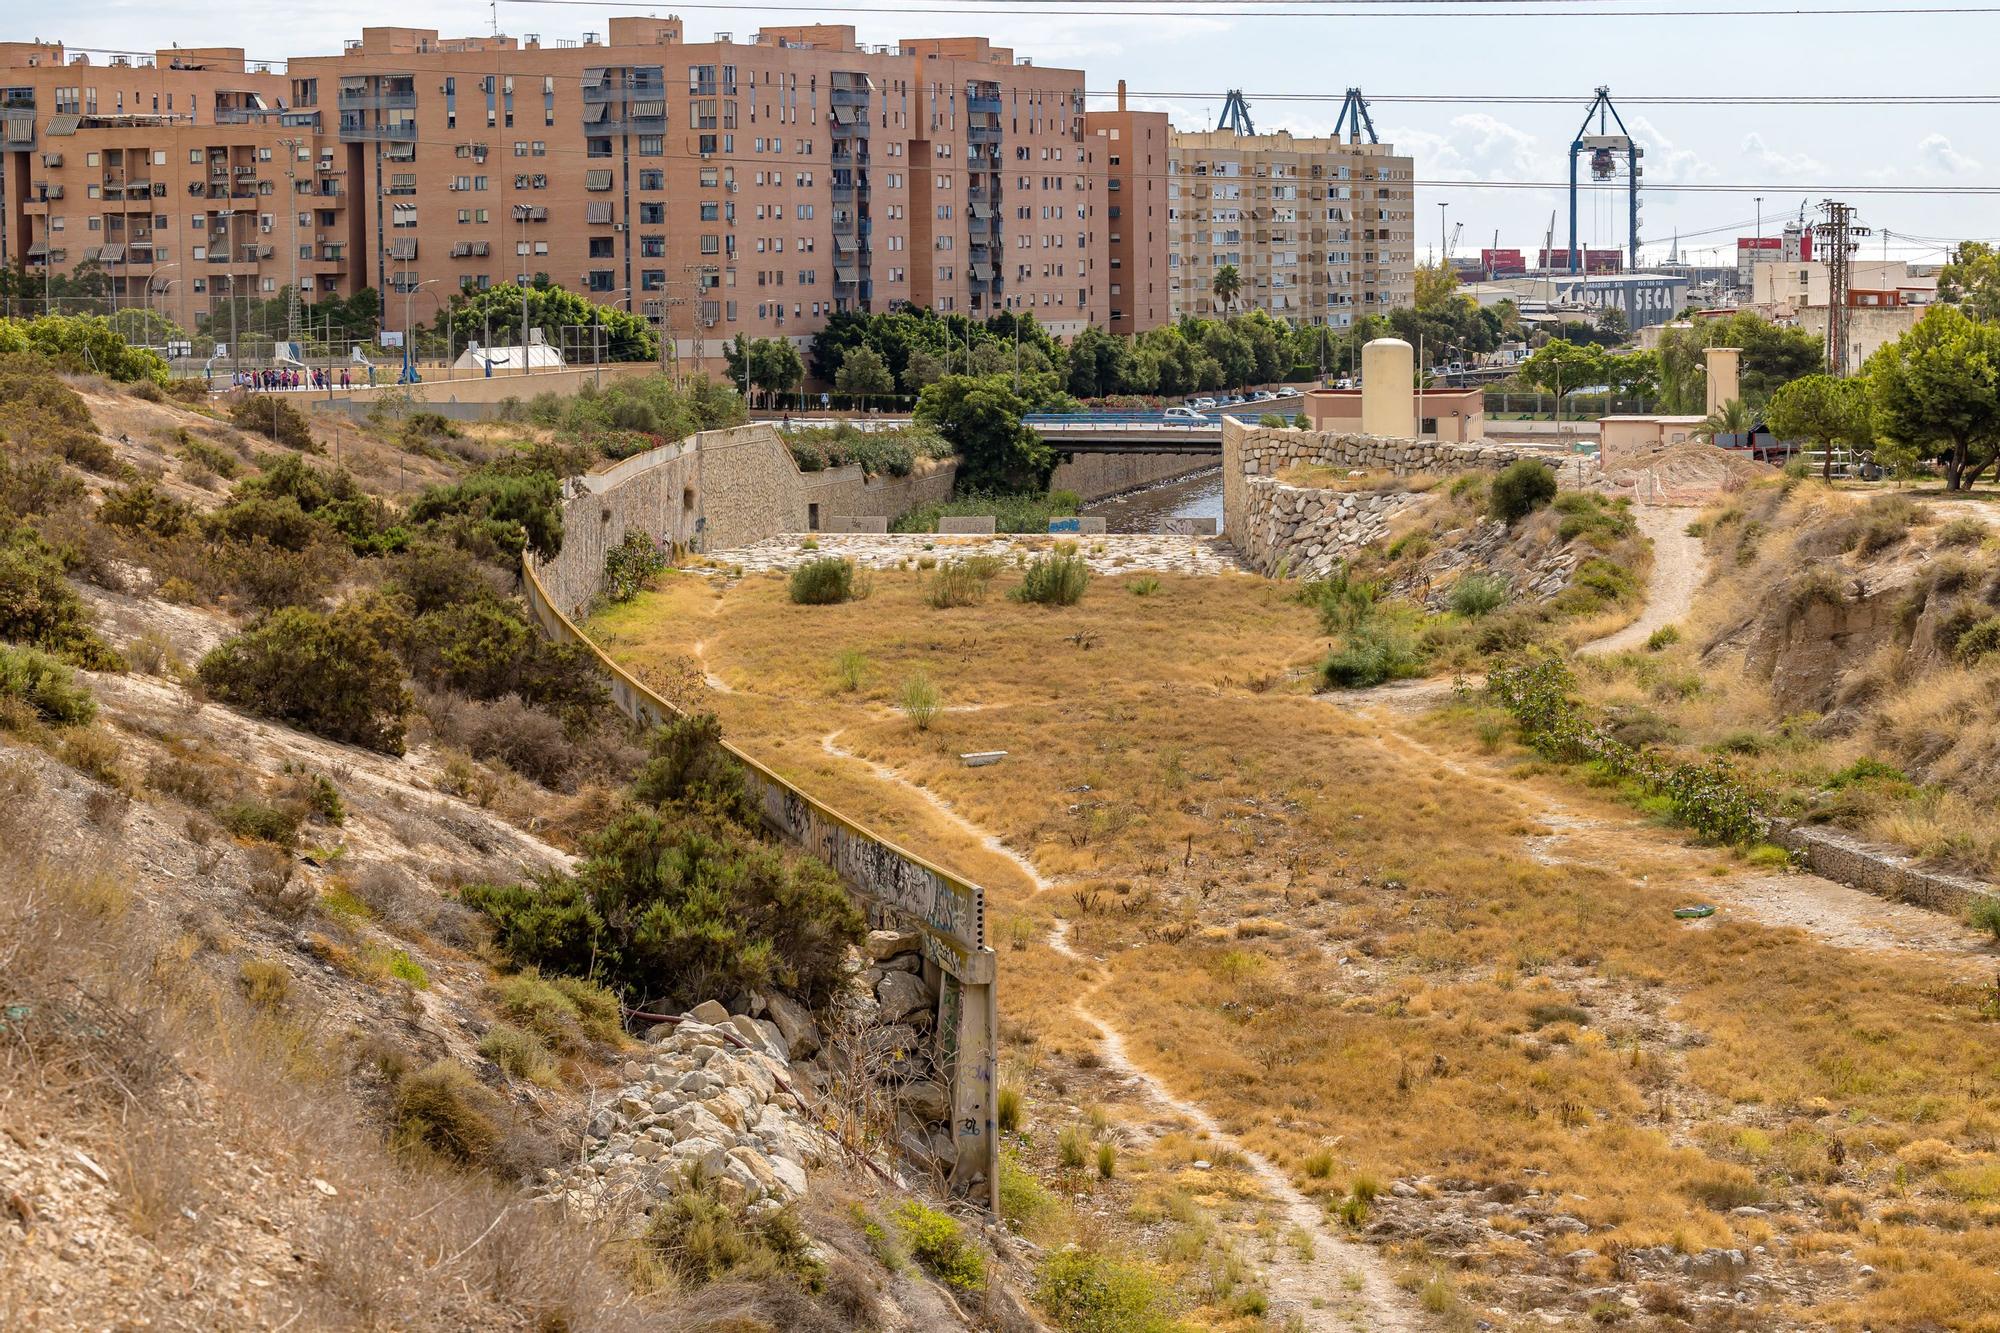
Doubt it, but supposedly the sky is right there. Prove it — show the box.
[15,0,1996,267]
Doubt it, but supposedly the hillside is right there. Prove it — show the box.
[0,342,1034,1331]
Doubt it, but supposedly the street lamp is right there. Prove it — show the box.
[400,277,441,382]
[512,204,534,376]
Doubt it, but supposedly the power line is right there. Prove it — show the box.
[494,0,2000,18]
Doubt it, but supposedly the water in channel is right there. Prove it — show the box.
[1081,467,1225,534]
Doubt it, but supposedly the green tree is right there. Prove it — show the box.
[914,374,1051,493]
[1939,241,2000,323]
[438,283,656,362]
[1655,313,1821,413]
[1211,264,1242,315]
[1867,304,2000,491]
[1693,398,1758,444]
[1413,261,1459,312]
[833,343,894,409]
[901,347,945,396]
[1763,373,1873,481]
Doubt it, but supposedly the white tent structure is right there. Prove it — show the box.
[453,338,566,372]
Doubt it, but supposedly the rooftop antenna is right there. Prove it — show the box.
[1215,89,1254,136]
[1332,87,1378,145]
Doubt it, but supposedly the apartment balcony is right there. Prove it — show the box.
[830,87,869,107]
[338,90,417,111]
[339,120,418,143]
[967,95,1002,115]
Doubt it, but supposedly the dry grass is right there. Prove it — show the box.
[592,562,2000,1329]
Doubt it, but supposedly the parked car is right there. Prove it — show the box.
[1192,397,1218,410]
[1272,387,1301,398]
[1164,405,1207,422]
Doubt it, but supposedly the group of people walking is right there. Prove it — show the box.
[224,366,367,392]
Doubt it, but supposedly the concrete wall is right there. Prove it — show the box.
[1048,449,1216,502]
[1221,419,1542,577]
[519,547,999,1207]
[1769,819,2000,917]
[535,423,954,618]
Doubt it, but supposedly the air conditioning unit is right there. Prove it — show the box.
[613,222,626,232]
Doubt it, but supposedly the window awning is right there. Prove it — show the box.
[83,245,103,261]
[835,266,859,283]
[388,240,417,260]
[629,99,665,119]
[99,244,125,262]
[26,243,48,258]
[584,169,613,191]
[582,102,608,124]
[585,202,613,224]
[44,113,79,136]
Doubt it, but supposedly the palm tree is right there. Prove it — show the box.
[1211,264,1242,316]
[1694,397,1757,445]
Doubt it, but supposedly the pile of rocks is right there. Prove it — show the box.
[1388,517,1583,609]
[848,929,956,1166]
[539,997,827,1218]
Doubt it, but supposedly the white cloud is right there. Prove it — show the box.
[1916,133,1981,176]
[1384,112,1554,181]
[1740,133,1825,178]
[1625,115,1714,185]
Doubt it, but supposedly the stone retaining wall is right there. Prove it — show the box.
[1221,419,1545,577]
[1768,819,2000,915]
[534,423,953,620]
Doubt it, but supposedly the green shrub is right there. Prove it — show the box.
[1013,552,1090,606]
[219,799,302,847]
[895,1200,984,1290]
[100,481,198,538]
[999,1153,1056,1231]
[1035,1249,1179,1333]
[643,1174,818,1290]
[1938,516,1987,548]
[1645,625,1682,652]
[0,645,96,725]
[1967,897,2000,942]
[1956,616,2000,664]
[547,974,626,1044]
[1128,576,1161,598]
[1321,621,1425,689]
[1489,460,1557,524]
[1258,412,1288,428]
[789,556,861,605]
[178,434,242,480]
[407,463,564,560]
[602,530,668,603]
[1448,573,1509,618]
[1058,1124,1089,1171]
[197,597,414,754]
[925,559,993,609]
[237,959,291,1009]
[892,489,1081,535]
[464,806,865,1013]
[997,1084,1023,1134]
[229,395,318,452]
[392,1061,501,1166]
[0,523,122,669]
[631,713,757,823]
[478,1023,558,1084]
[899,672,942,731]
[1097,1141,1117,1180]
[834,648,868,692]
[1552,491,1637,544]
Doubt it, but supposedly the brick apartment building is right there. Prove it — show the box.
[0,41,344,340]
[1167,127,1414,327]
[1082,81,1170,334]
[1,20,1117,365]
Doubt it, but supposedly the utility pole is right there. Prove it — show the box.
[277,136,304,349]
[1813,199,1871,378]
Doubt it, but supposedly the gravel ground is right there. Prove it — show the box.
[690,531,1251,577]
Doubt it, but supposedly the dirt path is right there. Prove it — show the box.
[1352,712,1997,973]
[1047,921,1424,1333]
[820,731,1049,896]
[818,734,1422,1327]
[1580,504,1708,656]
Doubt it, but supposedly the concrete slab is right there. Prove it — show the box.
[938,516,997,535]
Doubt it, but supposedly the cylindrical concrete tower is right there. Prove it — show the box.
[1704,346,1742,417]
[1360,337,1415,438]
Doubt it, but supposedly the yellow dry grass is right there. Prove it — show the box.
[593,564,2000,1330]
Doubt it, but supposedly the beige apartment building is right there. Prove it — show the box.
[1167,128,1413,327]
[0,42,352,337]
[2,20,1111,365]
[1082,82,1171,333]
